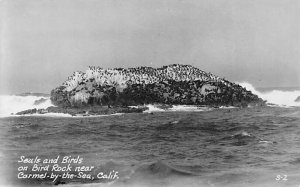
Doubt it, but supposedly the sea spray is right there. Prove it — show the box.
[0,95,53,116]
[238,82,300,107]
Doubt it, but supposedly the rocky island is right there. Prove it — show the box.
[17,64,265,116]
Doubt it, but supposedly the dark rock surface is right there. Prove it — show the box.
[33,98,48,105]
[15,106,146,116]
[50,64,265,108]
[15,108,48,115]
[16,108,37,115]
[47,106,146,116]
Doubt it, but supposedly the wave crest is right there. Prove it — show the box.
[238,82,300,107]
[0,95,53,117]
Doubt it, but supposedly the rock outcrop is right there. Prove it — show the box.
[15,106,146,116]
[295,96,300,102]
[33,98,48,105]
[16,108,48,115]
[50,64,265,107]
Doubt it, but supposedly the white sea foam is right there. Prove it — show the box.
[219,106,236,109]
[143,104,210,113]
[0,94,125,118]
[143,105,165,113]
[0,95,53,117]
[238,82,300,107]
[168,105,209,112]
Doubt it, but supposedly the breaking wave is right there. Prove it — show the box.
[238,82,300,107]
[0,95,53,117]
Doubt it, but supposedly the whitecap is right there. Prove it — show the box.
[238,82,300,107]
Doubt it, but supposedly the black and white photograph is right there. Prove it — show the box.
[0,0,300,186]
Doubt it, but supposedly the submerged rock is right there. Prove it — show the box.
[15,108,48,115]
[16,108,37,115]
[15,106,147,116]
[295,96,300,102]
[50,64,265,108]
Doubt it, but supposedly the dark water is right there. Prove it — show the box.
[1,106,300,187]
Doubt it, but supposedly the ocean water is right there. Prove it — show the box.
[0,83,300,187]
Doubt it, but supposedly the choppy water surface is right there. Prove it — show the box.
[1,106,300,187]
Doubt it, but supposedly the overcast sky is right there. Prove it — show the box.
[1,0,300,94]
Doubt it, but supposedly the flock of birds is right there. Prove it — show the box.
[62,64,230,92]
